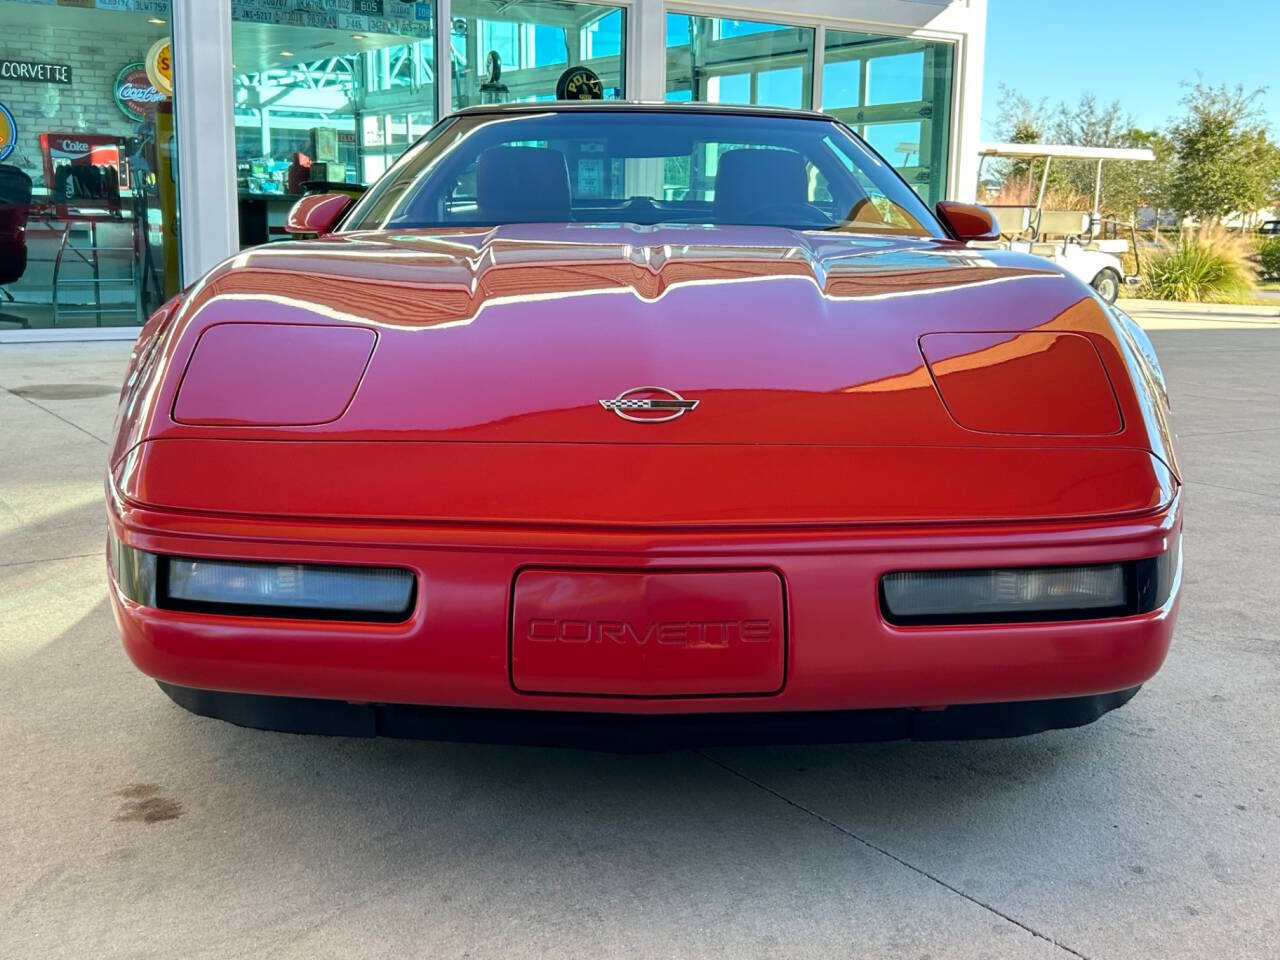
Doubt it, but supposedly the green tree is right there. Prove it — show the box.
[1105,129,1177,227]
[990,86,1145,215]
[1048,93,1133,148]
[1046,95,1142,209]
[987,84,1061,204]
[1168,82,1277,223]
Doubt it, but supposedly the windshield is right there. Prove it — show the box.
[342,110,944,237]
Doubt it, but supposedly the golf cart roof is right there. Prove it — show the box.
[979,142,1156,163]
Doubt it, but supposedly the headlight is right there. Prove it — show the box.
[108,535,415,622]
[881,538,1179,625]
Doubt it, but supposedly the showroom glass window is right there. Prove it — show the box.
[230,0,437,247]
[0,0,180,329]
[822,29,955,206]
[665,15,814,110]
[449,1,625,111]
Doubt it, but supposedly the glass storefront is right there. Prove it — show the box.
[666,15,814,110]
[228,0,627,246]
[821,29,954,206]
[0,0,180,329]
[230,0,438,247]
[663,18,956,206]
[450,0,625,110]
[0,0,972,336]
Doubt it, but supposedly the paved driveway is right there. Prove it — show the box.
[1,311,1277,959]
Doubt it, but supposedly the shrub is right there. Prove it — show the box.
[1258,237,1280,280]
[1142,227,1258,302]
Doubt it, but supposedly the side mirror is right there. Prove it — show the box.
[936,201,1002,243]
[284,192,354,238]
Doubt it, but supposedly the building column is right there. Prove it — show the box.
[950,0,986,202]
[172,0,238,283]
[630,0,666,101]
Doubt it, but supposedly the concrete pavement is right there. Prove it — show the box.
[2,305,1277,959]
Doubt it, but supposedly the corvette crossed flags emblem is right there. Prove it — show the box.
[600,386,699,423]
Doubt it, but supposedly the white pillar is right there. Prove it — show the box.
[436,0,452,119]
[172,0,238,281]
[949,0,986,202]
[630,0,665,101]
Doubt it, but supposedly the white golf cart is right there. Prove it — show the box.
[976,142,1156,303]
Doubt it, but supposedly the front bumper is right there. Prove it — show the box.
[107,484,1182,719]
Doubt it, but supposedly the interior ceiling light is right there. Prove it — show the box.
[147,17,166,25]
[280,50,295,57]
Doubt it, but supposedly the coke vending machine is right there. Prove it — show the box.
[39,133,127,214]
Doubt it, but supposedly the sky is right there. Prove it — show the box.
[982,0,1280,139]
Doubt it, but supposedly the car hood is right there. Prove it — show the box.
[110,224,1179,525]
[134,224,1117,446]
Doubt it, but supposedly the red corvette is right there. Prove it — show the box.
[106,103,1181,748]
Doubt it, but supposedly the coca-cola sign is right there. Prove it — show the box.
[114,62,167,123]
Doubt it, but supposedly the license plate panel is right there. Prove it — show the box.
[511,568,786,697]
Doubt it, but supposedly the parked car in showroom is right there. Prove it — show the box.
[107,103,1181,749]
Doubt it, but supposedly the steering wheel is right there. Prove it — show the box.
[740,201,830,226]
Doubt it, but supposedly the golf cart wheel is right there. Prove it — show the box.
[1092,268,1121,304]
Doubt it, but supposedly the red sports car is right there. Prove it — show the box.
[106,103,1181,749]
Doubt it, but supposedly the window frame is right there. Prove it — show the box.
[339,108,947,237]
[665,2,964,209]
[441,0,634,116]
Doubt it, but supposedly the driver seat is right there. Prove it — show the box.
[713,149,808,223]
[476,146,571,224]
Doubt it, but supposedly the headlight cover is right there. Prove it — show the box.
[881,538,1179,626]
[166,558,415,621]
[920,331,1123,435]
[108,535,415,622]
[172,323,376,426]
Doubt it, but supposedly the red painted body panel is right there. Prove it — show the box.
[107,490,1180,713]
[109,226,1178,460]
[284,192,353,237]
[115,440,1174,526]
[107,220,1183,718]
[510,568,786,696]
[935,201,1002,243]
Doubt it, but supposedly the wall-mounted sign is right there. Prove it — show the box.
[114,62,167,123]
[230,0,432,38]
[556,66,603,101]
[145,38,172,97]
[0,58,73,85]
[89,0,173,11]
[0,102,16,162]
